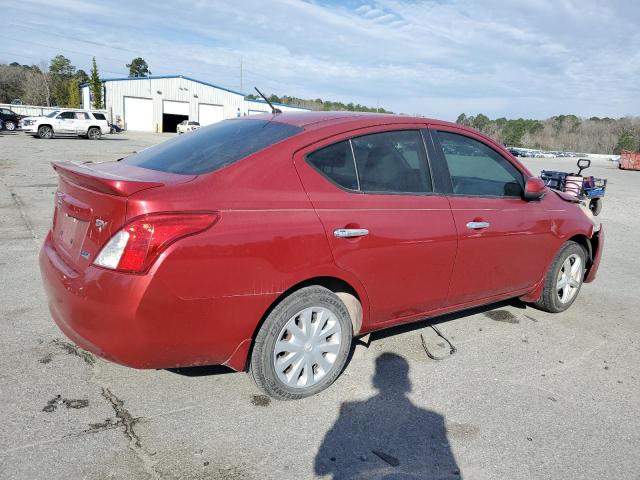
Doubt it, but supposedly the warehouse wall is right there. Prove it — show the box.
[98,76,309,131]
[104,77,246,131]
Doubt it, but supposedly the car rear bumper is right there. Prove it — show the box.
[39,232,273,370]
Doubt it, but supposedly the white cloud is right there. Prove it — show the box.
[3,0,639,119]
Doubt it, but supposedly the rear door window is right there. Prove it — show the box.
[92,113,106,120]
[124,119,303,175]
[352,130,431,193]
[437,131,524,197]
[305,130,432,194]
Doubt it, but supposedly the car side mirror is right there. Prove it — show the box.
[524,177,546,200]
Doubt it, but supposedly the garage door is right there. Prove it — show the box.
[124,97,153,132]
[163,100,189,116]
[198,104,224,126]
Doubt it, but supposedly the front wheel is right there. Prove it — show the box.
[533,241,586,313]
[38,125,53,139]
[87,127,101,140]
[4,120,16,131]
[249,286,353,400]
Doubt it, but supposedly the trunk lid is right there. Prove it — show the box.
[50,161,195,271]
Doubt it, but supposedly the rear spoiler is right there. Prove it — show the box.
[52,161,164,197]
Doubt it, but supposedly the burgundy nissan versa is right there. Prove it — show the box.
[39,112,603,399]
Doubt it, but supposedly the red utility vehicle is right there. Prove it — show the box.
[40,112,604,399]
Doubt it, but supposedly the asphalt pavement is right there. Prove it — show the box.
[0,130,638,479]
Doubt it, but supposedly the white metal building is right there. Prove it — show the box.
[81,75,308,132]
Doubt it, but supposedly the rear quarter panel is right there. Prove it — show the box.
[126,138,372,346]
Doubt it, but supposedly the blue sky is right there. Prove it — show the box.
[3,0,639,120]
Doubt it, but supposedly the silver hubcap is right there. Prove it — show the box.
[6,121,15,131]
[273,306,342,389]
[556,254,583,304]
[41,127,52,138]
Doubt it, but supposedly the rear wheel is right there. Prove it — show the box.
[533,241,586,313]
[38,125,53,139]
[249,286,353,400]
[4,120,16,131]
[87,127,101,140]
[589,198,603,216]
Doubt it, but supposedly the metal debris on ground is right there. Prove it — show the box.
[420,325,457,360]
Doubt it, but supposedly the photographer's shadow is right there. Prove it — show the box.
[315,353,461,479]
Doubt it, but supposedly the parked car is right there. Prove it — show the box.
[507,148,521,157]
[177,120,200,134]
[39,112,604,400]
[22,110,109,139]
[0,107,25,131]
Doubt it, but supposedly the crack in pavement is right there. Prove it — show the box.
[100,387,143,448]
[51,338,96,366]
[40,337,161,479]
[5,184,39,244]
[100,387,160,479]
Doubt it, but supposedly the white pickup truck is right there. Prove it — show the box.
[21,110,109,139]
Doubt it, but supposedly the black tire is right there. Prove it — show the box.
[249,286,353,400]
[38,125,53,139]
[533,241,587,313]
[4,120,16,131]
[87,127,101,140]
[589,198,603,216]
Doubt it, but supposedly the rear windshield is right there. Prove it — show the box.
[123,118,303,175]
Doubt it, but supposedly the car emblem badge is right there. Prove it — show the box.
[80,250,90,259]
[95,219,107,231]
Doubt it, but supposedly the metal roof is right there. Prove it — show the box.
[99,74,246,97]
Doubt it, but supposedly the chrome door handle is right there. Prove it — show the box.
[466,221,490,230]
[334,228,369,238]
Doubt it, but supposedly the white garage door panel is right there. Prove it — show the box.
[163,100,189,116]
[124,97,153,132]
[248,109,269,116]
[199,104,224,126]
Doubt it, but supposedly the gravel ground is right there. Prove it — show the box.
[0,130,638,480]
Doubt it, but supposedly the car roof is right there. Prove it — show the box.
[248,111,458,131]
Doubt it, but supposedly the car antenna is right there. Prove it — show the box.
[254,87,282,114]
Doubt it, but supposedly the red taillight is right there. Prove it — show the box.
[95,212,218,273]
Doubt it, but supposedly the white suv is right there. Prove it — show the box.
[176,120,200,134]
[21,110,109,140]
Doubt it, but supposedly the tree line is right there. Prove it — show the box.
[0,55,152,110]
[456,113,639,154]
[246,93,392,114]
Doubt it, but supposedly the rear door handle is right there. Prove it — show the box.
[466,221,490,230]
[334,228,369,238]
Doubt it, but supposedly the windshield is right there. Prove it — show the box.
[45,111,60,118]
[124,118,303,175]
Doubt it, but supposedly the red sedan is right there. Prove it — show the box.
[39,112,603,399]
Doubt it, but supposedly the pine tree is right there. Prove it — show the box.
[614,129,636,154]
[67,78,80,108]
[89,57,102,109]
